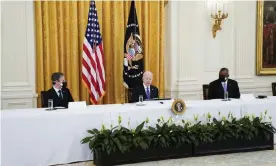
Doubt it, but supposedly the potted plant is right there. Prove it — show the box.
[193,111,275,156]
[81,117,193,166]
[81,111,275,166]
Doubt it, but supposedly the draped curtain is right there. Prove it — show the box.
[35,1,165,107]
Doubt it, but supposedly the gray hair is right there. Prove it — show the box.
[143,71,153,78]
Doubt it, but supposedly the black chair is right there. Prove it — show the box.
[127,88,133,103]
[41,91,48,108]
[202,84,209,100]
[124,88,133,103]
[272,82,276,96]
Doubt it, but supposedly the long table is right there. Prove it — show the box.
[1,98,276,166]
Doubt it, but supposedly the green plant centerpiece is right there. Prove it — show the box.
[81,111,275,165]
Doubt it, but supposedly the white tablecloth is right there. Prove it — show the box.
[241,97,276,128]
[1,98,276,166]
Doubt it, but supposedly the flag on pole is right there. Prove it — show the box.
[123,1,144,89]
[126,53,133,60]
[82,0,105,104]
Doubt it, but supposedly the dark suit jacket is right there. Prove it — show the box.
[131,85,159,102]
[42,87,74,108]
[208,79,240,99]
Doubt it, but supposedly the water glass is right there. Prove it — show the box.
[48,99,53,110]
[224,91,229,100]
[139,95,143,103]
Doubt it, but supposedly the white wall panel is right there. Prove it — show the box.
[1,1,37,109]
[165,1,276,100]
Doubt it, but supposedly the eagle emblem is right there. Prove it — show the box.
[125,33,143,69]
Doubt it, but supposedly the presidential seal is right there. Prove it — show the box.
[125,33,143,69]
[171,99,186,115]
[123,32,144,88]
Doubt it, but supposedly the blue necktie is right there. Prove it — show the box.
[146,87,150,99]
[223,82,227,92]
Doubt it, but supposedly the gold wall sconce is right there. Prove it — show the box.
[207,0,228,38]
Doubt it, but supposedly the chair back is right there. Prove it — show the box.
[272,82,276,96]
[202,84,209,100]
[127,88,133,103]
[124,88,133,103]
[41,91,48,108]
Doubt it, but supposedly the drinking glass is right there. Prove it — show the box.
[139,95,143,103]
[224,91,229,100]
[48,99,53,110]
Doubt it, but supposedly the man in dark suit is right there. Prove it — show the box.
[43,72,74,108]
[131,71,159,102]
[208,68,240,100]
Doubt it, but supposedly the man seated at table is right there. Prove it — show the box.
[131,71,159,102]
[208,68,240,99]
[44,72,74,108]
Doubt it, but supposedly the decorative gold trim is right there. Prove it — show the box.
[211,11,228,38]
[256,1,276,75]
[171,99,186,115]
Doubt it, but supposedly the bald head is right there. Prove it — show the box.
[143,71,153,87]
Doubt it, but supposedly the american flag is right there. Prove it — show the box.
[82,0,105,104]
[126,53,133,60]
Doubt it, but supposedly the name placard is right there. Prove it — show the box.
[68,101,87,109]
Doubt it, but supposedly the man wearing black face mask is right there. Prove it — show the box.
[43,72,74,108]
[208,68,240,100]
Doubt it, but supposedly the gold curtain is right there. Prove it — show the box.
[35,1,165,107]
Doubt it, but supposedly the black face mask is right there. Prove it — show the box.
[219,74,226,82]
[62,81,67,88]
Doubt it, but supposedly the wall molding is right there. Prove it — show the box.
[7,101,29,106]
[2,88,33,92]
[2,94,38,99]
[176,79,198,82]
[1,1,37,109]
[175,79,198,87]
[2,81,31,88]
[2,99,33,109]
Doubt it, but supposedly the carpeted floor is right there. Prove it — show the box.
[60,147,276,166]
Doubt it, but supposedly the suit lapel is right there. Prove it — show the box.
[141,86,146,99]
[50,88,59,99]
[51,87,64,100]
[150,85,154,99]
[61,88,66,99]
[227,80,232,94]
[218,80,224,94]
[227,80,230,90]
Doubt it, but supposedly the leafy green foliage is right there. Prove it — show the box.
[81,112,276,154]
[252,117,276,140]
[189,121,213,145]
[132,122,152,150]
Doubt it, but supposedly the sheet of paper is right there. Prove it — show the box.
[68,101,87,109]
[240,94,256,101]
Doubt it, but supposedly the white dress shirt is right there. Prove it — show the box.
[53,86,63,98]
[221,80,228,91]
[143,83,150,96]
